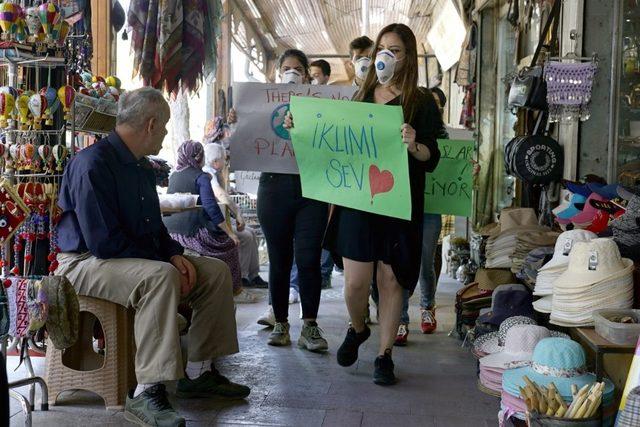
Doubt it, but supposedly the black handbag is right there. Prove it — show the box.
[507,0,561,111]
[504,113,564,185]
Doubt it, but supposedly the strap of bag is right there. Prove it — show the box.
[530,0,562,67]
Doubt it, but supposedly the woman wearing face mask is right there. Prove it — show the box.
[227,50,329,352]
[286,24,442,385]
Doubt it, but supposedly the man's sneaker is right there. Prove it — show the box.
[257,306,275,327]
[373,350,397,386]
[233,289,259,304]
[298,322,328,352]
[124,384,185,427]
[336,325,371,367]
[394,324,409,346]
[249,275,269,288]
[288,288,299,304]
[268,322,291,346]
[321,277,332,289]
[176,370,250,399]
[421,308,437,334]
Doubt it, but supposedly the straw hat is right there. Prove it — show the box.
[476,269,515,291]
[502,338,615,402]
[480,325,551,370]
[533,295,552,314]
[489,208,544,237]
[554,238,634,288]
[539,229,598,272]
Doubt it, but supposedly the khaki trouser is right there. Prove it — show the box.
[56,252,239,384]
[237,228,260,280]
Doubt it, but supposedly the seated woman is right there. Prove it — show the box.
[203,142,268,288]
[164,140,258,304]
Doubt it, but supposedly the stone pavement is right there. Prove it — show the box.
[8,271,499,426]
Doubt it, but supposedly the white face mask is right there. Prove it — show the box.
[375,49,397,85]
[311,79,319,85]
[353,57,371,81]
[281,69,303,84]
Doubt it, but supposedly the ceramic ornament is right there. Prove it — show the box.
[0,92,14,128]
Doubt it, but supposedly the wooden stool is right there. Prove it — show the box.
[45,295,136,410]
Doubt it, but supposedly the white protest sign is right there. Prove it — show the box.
[229,82,357,174]
[233,170,260,195]
[427,0,467,72]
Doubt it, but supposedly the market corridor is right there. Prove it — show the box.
[8,272,499,426]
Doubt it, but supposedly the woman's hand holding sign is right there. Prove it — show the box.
[401,123,430,162]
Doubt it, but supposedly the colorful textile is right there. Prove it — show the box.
[439,215,454,243]
[171,228,242,292]
[127,0,223,94]
[175,140,205,171]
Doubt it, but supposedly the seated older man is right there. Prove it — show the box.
[56,87,249,427]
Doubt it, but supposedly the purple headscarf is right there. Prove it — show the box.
[175,140,205,171]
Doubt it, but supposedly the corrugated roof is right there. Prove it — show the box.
[235,0,442,82]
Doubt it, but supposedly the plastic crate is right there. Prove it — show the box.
[593,309,640,345]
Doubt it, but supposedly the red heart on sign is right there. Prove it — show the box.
[369,164,395,203]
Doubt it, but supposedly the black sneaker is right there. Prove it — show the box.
[373,350,396,386]
[249,275,269,288]
[336,326,370,367]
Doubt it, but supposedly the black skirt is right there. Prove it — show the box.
[323,206,423,291]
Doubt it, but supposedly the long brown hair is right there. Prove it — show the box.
[354,23,420,123]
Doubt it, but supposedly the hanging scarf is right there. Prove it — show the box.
[175,140,204,171]
[128,0,222,94]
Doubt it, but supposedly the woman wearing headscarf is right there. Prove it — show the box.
[164,140,257,303]
[203,142,268,289]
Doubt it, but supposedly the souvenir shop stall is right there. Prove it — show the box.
[0,2,128,425]
[447,0,640,426]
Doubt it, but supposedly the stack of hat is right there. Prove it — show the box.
[611,193,640,262]
[474,284,533,338]
[533,229,598,314]
[454,269,515,339]
[502,338,615,423]
[478,325,553,396]
[554,179,631,232]
[485,208,556,270]
[473,315,569,359]
[550,238,634,327]
[516,246,555,288]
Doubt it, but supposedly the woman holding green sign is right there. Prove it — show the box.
[228,49,330,353]
[286,23,443,385]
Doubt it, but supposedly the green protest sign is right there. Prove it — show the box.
[289,96,411,220]
[424,139,475,217]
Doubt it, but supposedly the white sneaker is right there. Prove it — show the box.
[257,306,276,327]
[234,289,259,304]
[289,288,300,304]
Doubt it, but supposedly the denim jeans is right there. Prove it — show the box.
[400,214,442,324]
[290,249,333,292]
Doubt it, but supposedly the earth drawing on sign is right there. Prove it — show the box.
[271,103,290,140]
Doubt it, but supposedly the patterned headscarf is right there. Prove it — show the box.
[175,140,204,171]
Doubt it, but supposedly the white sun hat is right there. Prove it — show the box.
[480,325,551,370]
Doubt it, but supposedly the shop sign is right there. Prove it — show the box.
[289,96,411,220]
[228,82,356,174]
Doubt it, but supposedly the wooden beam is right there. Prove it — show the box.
[91,0,112,76]
[214,0,232,115]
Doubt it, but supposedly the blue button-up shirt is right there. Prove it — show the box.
[57,132,184,261]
